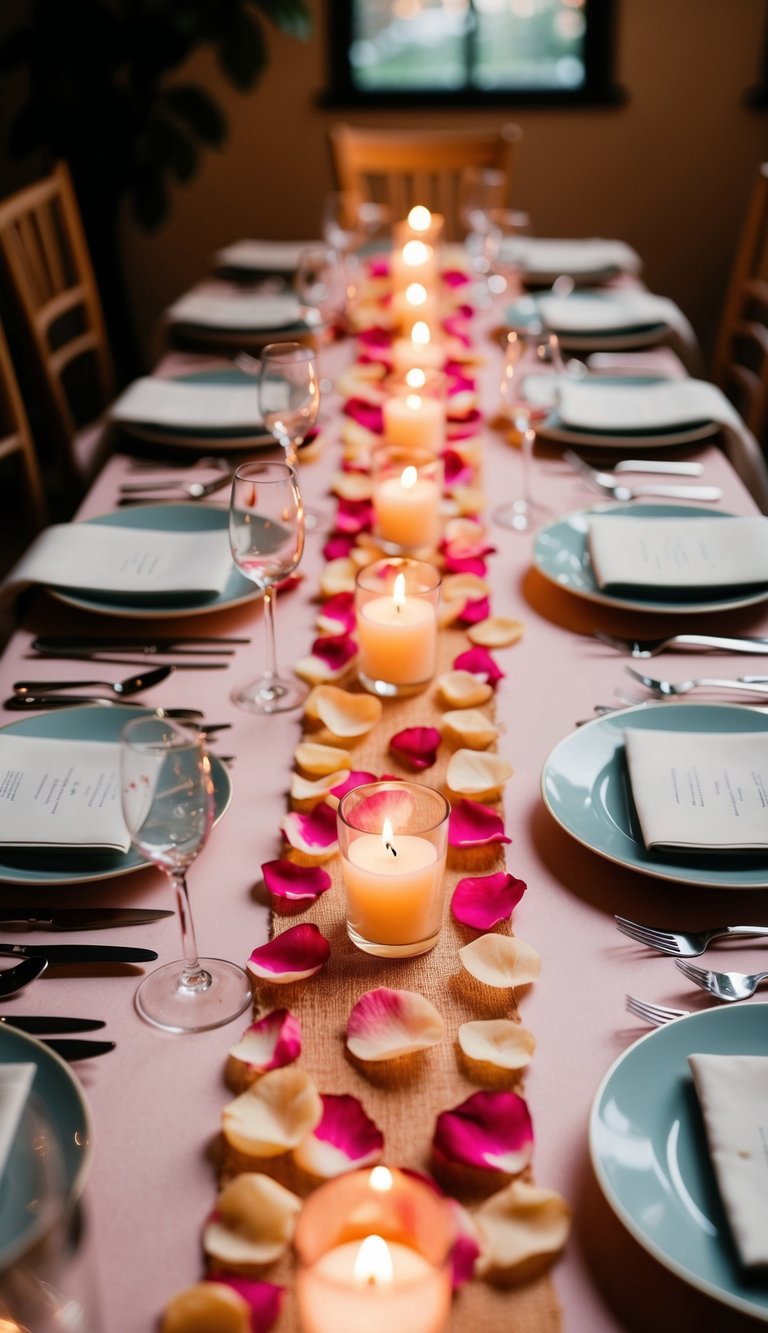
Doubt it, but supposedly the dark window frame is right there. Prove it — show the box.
[322,0,624,110]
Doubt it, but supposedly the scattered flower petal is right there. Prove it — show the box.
[247,924,331,984]
[453,646,504,686]
[445,749,514,800]
[290,770,350,806]
[433,1090,533,1175]
[162,1277,283,1333]
[319,557,357,598]
[458,934,541,989]
[295,741,353,777]
[328,770,379,803]
[456,596,491,626]
[443,551,489,576]
[310,634,358,672]
[343,784,415,832]
[451,872,526,929]
[323,533,356,562]
[449,799,511,848]
[442,449,475,489]
[441,708,500,750]
[281,804,339,858]
[474,1181,572,1281]
[468,617,525,648]
[222,1067,323,1157]
[344,398,384,433]
[437,670,494,709]
[261,861,331,904]
[451,1204,482,1288]
[305,685,383,738]
[204,1173,302,1267]
[331,472,373,504]
[227,1009,302,1088]
[316,592,356,634]
[347,987,445,1061]
[389,726,442,770]
[293,1094,384,1178]
[458,1020,535,1071]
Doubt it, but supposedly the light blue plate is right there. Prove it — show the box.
[0,705,231,886]
[536,374,718,448]
[533,503,768,615]
[52,504,259,620]
[506,292,668,350]
[541,702,768,888]
[115,369,274,451]
[590,1004,768,1322]
[0,1025,93,1267]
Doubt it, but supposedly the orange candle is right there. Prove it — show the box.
[355,558,441,697]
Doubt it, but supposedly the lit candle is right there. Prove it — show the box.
[391,280,439,336]
[391,320,444,375]
[382,369,446,454]
[393,206,446,250]
[390,238,438,292]
[373,462,441,552]
[357,570,437,686]
[343,814,441,948]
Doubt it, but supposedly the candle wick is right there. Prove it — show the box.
[385,842,397,858]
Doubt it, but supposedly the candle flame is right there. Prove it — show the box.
[381,817,397,858]
[392,573,406,611]
[405,367,426,389]
[369,1166,393,1192]
[403,239,430,266]
[400,465,418,492]
[408,205,432,232]
[411,321,431,347]
[354,1235,394,1288]
[405,282,428,307]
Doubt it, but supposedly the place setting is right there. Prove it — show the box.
[504,285,698,360]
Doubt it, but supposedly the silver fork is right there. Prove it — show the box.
[675,959,768,1002]
[625,665,768,697]
[593,630,768,657]
[562,450,722,502]
[625,994,690,1026]
[615,915,768,956]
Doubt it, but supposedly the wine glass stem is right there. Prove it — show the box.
[262,584,280,681]
[283,441,299,468]
[521,426,536,505]
[170,869,209,990]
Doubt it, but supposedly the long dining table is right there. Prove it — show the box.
[1,267,768,1333]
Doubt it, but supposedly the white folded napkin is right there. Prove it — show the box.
[0,736,130,852]
[588,514,768,593]
[689,1053,768,1269]
[109,377,263,431]
[506,237,641,278]
[624,729,768,852]
[559,378,742,433]
[0,1064,36,1183]
[538,291,681,334]
[214,238,319,272]
[166,288,302,331]
[1,523,235,605]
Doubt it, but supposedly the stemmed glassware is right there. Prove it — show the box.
[120,713,251,1033]
[258,341,322,526]
[295,243,348,340]
[492,327,564,533]
[228,459,307,713]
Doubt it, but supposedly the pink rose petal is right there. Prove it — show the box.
[446,368,476,395]
[452,1228,481,1289]
[442,269,472,289]
[344,398,384,433]
[453,645,504,686]
[433,1090,534,1175]
[230,1009,302,1073]
[335,497,374,535]
[247,924,330,984]
[442,449,475,489]
[442,535,495,561]
[282,803,339,856]
[449,799,511,849]
[347,987,445,1061]
[456,596,491,626]
[389,726,442,770]
[310,634,358,671]
[346,785,416,833]
[451,872,526,929]
[294,1094,384,1177]
[443,552,489,576]
[329,770,379,801]
[323,533,356,561]
[261,859,331,904]
[205,1275,283,1333]
[317,591,357,634]
[447,409,483,438]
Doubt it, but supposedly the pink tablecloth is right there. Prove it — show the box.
[1,319,767,1333]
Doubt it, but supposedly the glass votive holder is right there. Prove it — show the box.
[390,281,441,336]
[371,442,443,556]
[337,780,450,958]
[390,237,439,293]
[355,557,441,698]
[393,207,446,251]
[294,1166,454,1333]
[390,320,445,376]
[382,368,446,455]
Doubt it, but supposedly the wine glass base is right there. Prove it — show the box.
[491,498,550,533]
[231,673,308,714]
[135,958,252,1033]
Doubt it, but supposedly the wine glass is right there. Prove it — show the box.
[295,243,348,337]
[229,459,307,713]
[322,190,363,255]
[120,714,251,1033]
[459,165,508,298]
[258,341,323,527]
[492,327,564,533]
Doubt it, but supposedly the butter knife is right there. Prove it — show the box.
[32,637,248,651]
[45,1038,115,1060]
[0,1015,106,1033]
[0,944,157,963]
[0,908,174,931]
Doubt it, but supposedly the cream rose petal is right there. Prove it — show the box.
[294,742,353,776]
[458,935,541,989]
[290,770,350,807]
[331,470,374,502]
[203,1174,302,1267]
[445,749,514,799]
[319,557,357,598]
[468,617,525,648]
[307,685,383,738]
[437,670,494,708]
[293,654,355,686]
[474,1180,572,1281]
[222,1067,323,1158]
[441,709,501,750]
[347,987,446,1061]
[161,1281,253,1333]
[458,1020,536,1071]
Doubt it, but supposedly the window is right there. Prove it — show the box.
[326,0,620,108]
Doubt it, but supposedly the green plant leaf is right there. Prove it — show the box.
[249,0,312,40]
[217,10,267,90]
[162,85,226,146]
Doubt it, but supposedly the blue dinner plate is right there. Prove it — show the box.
[505,292,668,350]
[51,504,260,620]
[0,1025,93,1268]
[590,1004,768,1322]
[541,702,768,889]
[0,705,231,886]
[535,375,718,448]
[533,503,768,615]
[113,369,274,451]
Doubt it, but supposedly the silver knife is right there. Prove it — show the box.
[0,908,174,931]
[44,1038,115,1060]
[0,944,157,963]
[32,636,248,650]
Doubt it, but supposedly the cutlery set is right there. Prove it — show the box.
[617,914,768,1016]
[562,449,722,502]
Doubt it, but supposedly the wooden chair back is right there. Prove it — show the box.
[328,123,522,241]
[712,162,768,443]
[0,162,114,486]
[0,317,46,532]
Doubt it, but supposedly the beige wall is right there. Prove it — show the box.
[23,0,768,366]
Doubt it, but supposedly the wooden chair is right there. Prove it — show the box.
[712,162,768,444]
[328,123,522,242]
[0,316,46,534]
[0,161,114,494]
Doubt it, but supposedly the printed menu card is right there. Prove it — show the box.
[0,736,130,852]
[588,515,768,593]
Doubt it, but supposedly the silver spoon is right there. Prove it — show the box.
[13,664,173,697]
[0,955,48,998]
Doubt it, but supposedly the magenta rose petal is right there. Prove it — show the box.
[449,799,511,849]
[293,1093,385,1178]
[443,552,489,576]
[261,859,331,904]
[344,398,384,433]
[433,1090,534,1176]
[323,533,356,561]
[310,634,358,672]
[247,924,331,984]
[335,497,374,535]
[328,770,378,802]
[205,1275,284,1333]
[389,726,442,770]
[456,596,491,626]
[317,591,357,635]
[229,1009,302,1074]
[281,803,339,858]
[347,987,445,1061]
[453,645,505,685]
[451,872,526,929]
[442,449,475,489]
